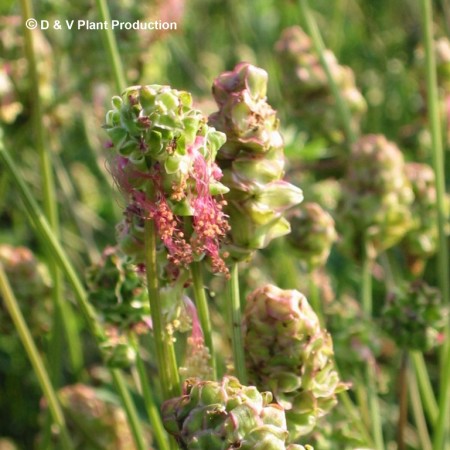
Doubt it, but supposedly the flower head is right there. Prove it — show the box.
[210,63,303,261]
[105,85,230,276]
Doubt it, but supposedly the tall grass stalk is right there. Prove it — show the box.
[408,366,433,450]
[144,220,181,399]
[0,142,147,450]
[361,242,385,450]
[109,370,147,450]
[227,263,248,384]
[131,334,172,450]
[397,352,409,450]
[94,0,126,92]
[190,262,217,379]
[19,0,82,381]
[410,351,438,424]
[382,253,439,428]
[0,264,74,450]
[297,0,357,144]
[419,0,450,448]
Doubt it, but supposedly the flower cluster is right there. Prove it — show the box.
[209,63,303,261]
[86,246,150,331]
[162,376,312,449]
[401,162,440,275]
[105,85,230,276]
[382,281,447,352]
[337,134,414,260]
[275,26,366,143]
[243,285,347,439]
[0,244,51,335]
[53,383,151,449]
[286,202,337,271]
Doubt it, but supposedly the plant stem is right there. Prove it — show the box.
[131,334,171,450]
[144,220,181,399]
[361,243,385,450]
[0,264,74,450]
[408,364,433,450]
[361,247,373,317]
[340,391,375,448]
[410,351,438,425]
[297,0,357,144]
[0,142,147,450]
[419,1,450,448]
[381,254,438,428]
[397,352,409,450]
[109,370,147,450]
[227,262,248,384]
[19,0,82,381]
[94,0,126,92]
[190,261,217,379]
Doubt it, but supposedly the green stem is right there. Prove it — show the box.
[340,391,375,448]
[410,351,438,425]
[190,262,217,380]
[381,253,439,429]
[365,359,384,450]
[227,262,248,384]
[110,370,147,450]
[0,142,147,450]
[19,0,82,380]
[420,0,450,448]
[19,0,56,233]
[397,352,409,450]
[131,334,171,450]
[408,364,433,450]
[0,265,74,450]
[144,220,181,399]
[361,247,373,317]
[297,0,357,143]
[94,0,126,92]
[356,383,370,430]
[331,0,348,57]
[361,245,385,450]
[52,152,100,263]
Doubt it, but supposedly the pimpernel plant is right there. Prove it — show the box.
[1,1,449,450]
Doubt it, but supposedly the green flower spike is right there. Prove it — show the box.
[210,63,303,261]
[105,85,230,276]
[337,134,414,260]
[243,285,347,439]
[162,376,313,449]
